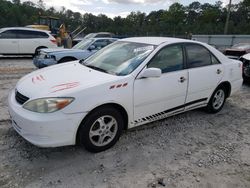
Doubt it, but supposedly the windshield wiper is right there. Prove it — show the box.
[84,64,109,74]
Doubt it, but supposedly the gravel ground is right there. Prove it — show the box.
[0,57,250,188]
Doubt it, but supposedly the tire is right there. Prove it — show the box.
[58,57,76,63]
[206,86,226,113]
[77,106,124,153]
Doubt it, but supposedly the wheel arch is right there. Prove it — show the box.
[58,56,78,63]
[35,46,47,54]
[217,81,231,98]
[75,103,129,145]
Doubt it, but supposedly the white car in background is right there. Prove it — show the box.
[8,37,242,152]
[0,27,57,55]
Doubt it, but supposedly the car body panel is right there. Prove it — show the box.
[240,53,250,81]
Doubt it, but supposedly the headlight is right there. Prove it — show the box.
[23,97,74,113]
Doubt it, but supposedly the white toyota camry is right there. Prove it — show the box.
[8,37,243,152]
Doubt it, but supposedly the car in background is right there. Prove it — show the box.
[9,37,242,152]
[0,27,57,55]
[239,53,250,82]
[84,32,114,39]
[224,43,250,59]
[33,38,117,68]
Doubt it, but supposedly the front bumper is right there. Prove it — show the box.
[33,57,57,68]
[8,90,86,147]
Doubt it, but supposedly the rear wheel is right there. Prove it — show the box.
[58,57,76,63]
[206,86,226,113]
[77,106,124,153]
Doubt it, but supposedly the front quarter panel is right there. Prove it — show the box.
[61,76,135,128]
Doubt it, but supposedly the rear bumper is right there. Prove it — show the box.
[8,89,86,147]
[33,57,57,68]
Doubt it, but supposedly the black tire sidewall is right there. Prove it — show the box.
[206,86,226,113]
[78,107,124,153]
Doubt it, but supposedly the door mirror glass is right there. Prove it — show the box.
[138,68,161,79]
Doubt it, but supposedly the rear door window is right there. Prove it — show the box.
[185,44,220,68]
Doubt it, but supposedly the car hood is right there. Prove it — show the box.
[41,48,85,54]
[16,61,118,99]
[242,53,250,60]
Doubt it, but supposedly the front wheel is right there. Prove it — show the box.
[206,86,226,113]
[77,107,124,153]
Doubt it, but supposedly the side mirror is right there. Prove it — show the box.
[88,45,96,51]
[138,68,162,79]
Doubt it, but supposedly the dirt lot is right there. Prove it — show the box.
[0,57,250,188]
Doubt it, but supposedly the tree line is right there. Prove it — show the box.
[0,0,250,37]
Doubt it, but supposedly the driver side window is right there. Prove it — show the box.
[148,45,184,73]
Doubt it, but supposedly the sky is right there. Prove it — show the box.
[20,0,242,18]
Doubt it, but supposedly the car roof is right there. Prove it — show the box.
[0,27,50,33]
[120,37,193,46]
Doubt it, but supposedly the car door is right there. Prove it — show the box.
[0,30,19,54]
[133,44,188,125]
[17,30,41,54]
[185,43,224,108]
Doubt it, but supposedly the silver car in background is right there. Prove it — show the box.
[33,38,117,68]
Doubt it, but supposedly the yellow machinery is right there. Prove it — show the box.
[27,16,61,35]
[27,16,86,48]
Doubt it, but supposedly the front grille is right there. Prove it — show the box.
[225,50,246,57]
[15,90,29,105]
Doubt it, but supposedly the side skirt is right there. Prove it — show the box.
[130,98,208,128]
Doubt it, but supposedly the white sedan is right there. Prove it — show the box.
[8,37,243,152]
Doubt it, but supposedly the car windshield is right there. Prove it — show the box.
[232,43,250,49]
[73,39,94,50]
[82,41,156,76]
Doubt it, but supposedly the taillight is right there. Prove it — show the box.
[50,39,57,44]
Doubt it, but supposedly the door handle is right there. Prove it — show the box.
[179,76,186,83]
[217,69,222,74]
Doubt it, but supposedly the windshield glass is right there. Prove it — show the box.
[73,39,93,50]
[83,41,156,76]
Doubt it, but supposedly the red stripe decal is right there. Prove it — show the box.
[116,84,122,88]
[51,82,80,93]
[110,85,115,89]
[123,83,128,87]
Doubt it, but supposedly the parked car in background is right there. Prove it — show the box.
[224,43,250,59]
[9,37,242,152]
[239,53,250,82]
[72,37,85,46]
[0,27,57,55]
[33,38,117,68]
[84,32,114,39]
